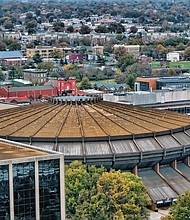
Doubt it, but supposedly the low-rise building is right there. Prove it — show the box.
[166,52,180,62]
[0,138,65,220]
[0,51,26,66]
[0,85,57,99]
[26,46,65,59]
[23,69,48,84]
[113,44,140,57]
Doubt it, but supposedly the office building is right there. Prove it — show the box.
[0,138,65,220]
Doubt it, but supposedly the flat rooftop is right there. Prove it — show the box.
[0,103,19,110]
[0,141,49,160]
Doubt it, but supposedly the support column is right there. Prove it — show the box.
[9,163,14,220]
[171,160,177,170]
[60,154,65,220]
[184,156,190,166]
[132,165,138,176]
[35,159,40,220]
[154,163,160,173]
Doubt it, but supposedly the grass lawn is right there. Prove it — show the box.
[77,78,116,87]
[152,61,190,68]
[169,61,190,68]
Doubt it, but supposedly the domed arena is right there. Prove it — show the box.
[1,99,190,206]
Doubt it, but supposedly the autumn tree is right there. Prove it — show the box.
[76,170,150,220]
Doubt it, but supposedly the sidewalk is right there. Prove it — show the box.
[149,208,169,220]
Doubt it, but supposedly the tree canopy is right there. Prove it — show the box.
[65,161,150,220]
[161,191,190,220]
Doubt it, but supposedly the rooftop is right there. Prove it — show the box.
[0,140,49,161]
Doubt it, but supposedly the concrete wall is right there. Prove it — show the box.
[103,90,190,105]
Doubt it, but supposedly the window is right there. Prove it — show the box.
[39,159,61,220]
[0,165,9,219]
[13,162,36,220]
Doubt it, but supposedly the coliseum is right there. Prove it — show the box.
[1,99,190,206]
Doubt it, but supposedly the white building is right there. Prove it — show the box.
[166,52,180,62]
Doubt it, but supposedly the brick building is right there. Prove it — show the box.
[58,77,77,96]
[0,85,57,99]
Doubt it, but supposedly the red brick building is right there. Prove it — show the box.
[58,77,77,96]
[0,85,57,99]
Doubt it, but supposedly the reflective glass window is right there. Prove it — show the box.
[13,162,35,220]
[0,165,9,220]
[39,159,60,220]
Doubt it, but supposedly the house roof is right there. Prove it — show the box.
[8,85,55,92]
[96,83,126,90]
[0,51,23,59]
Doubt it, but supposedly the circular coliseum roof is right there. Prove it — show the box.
[1,101,190,169]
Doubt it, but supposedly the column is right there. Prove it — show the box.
[9,162,14,220]
[60,155,65,220]
[35,159,40,220]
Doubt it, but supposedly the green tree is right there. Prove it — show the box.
[162,191,190,220]
[0,69,5,81]
[126,74,135,90]
[79,25,91,34]
[65,161,105,219]
[95,25,109,33]
[50,50,63,59]
[37,62,54,73]
[53,21,65,32]
[76,170,150,220]
[117,53,136,72]
[8,65,23,79]
[184,47,190,61]
[0,41,6,51]
[33,53,42,64]
[80,77,91,89]
[67,25,74,33]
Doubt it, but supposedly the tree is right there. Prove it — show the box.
[8,65,23,79]
[184,47,190,61]
[66,25,74,33]
[130,26,138,34]
[53,21,65,32]
[50,50,63,59]
[80,77,91,89]
[95,25,109,33]
[79,25,91,34]
[37,62,54,73]
[0,69,5,81]
[33,53,42,64]
[126,74,136,90]
[117,53,136,72]
[65,161,105,219]
[76,170,150,220]
[108,22,125,34]
[161,191,190,220]
[0,41,6,51]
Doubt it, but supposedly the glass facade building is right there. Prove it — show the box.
[0,140,65,220]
